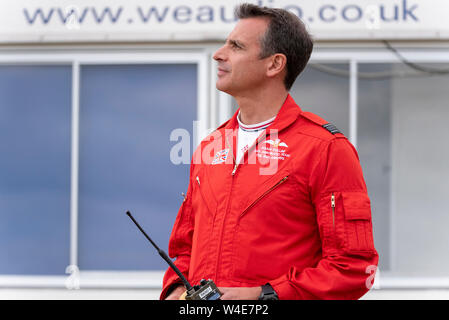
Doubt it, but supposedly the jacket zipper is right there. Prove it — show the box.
[239,176,289,218]
[217,131,283,277]
[216,131,252,278]
[215,135,238,279]
[331,193,336,228]
[225,135,238,176]
[215,173,236,279]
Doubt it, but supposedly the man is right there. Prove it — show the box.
[161,3,378,300]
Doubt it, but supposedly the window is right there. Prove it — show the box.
[358,63,393,271]
[358,63,449,277]
[0,52,206,285]
[0,65,72,275]
[78,64,197,270]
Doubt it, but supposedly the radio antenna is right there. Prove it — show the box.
[126,211,193,291]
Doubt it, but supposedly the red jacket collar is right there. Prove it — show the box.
[224,94,302,133]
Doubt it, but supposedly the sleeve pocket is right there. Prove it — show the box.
[342,192,375,253]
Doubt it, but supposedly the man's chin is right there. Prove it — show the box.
[215,82,232,95]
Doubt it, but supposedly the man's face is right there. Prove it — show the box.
[213,17,270,96]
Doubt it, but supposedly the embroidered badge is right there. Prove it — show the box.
[212,149,229,165]
[257,139,290,161]
[264,139,288,148]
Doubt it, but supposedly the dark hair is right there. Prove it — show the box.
[235,3,314,90]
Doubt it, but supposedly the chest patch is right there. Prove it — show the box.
[211,149,229,165]
[256,139,290,161]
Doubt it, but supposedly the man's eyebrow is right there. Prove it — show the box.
[226,38,245,48]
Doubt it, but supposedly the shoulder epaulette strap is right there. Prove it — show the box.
[301,111,344,136]
[322,123,341,135]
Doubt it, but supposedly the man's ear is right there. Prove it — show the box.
[266,53,287,78]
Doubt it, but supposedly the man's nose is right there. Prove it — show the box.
[213,45,226,62]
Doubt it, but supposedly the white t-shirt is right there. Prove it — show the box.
[236,112,276,164]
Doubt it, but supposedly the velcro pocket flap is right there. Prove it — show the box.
[342,193,371,221]
[341,192,375,253]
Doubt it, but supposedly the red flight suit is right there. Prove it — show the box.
[161,95,378,299]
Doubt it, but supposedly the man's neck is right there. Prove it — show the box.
[235,88,289,125]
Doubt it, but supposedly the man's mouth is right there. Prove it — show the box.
[217,66,230,76]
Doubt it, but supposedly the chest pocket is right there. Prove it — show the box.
[238,168,291,221]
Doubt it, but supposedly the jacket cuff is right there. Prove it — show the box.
[159,255,190,300]
[269,274,299,300]
[160,280,184,300]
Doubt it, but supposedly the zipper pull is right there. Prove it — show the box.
[232,163,238,176]
[331,193,335,227]
[196,176,200,186]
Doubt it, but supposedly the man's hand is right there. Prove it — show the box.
[165,285,186,300]
[218,286,262,300]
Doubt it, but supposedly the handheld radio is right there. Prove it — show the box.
[125,211,222,300]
